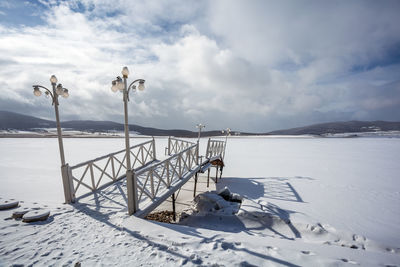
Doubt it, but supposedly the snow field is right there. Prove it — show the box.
[0,137,399,266]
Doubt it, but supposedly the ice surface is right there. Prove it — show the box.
[0,136,399,266]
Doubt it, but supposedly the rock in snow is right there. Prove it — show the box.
[217,186,243,203]
[0,199,19,210]
[22,210,50,223]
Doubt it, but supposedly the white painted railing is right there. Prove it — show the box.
[167,137,196,155]
[68,139,156,200]
[134,142,199,208]
[205,138,225,159]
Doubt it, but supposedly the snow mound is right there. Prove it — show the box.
[181,187,242,218]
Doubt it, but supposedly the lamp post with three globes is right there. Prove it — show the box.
[111,66,145,215]
[32,75,73,203]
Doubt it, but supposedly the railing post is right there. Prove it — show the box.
[152,137,157,161]
[171,193,176,221]
[66,164,76,202]
[61,164,74,203]
[150,168,155,198]
[168,136,171,155]
[188,148,191,169]
[166,159,170,186]
[206,138,211,158]
[193,173,198,198]
[178,153,182,177]
[196,141,199,165]
[127,170,138,215]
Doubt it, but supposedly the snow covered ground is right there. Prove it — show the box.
[0,137,399,266]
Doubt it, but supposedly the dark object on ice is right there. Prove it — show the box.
[22,210,50,223]
[230,193,243,203]
[217,187,243,203]
[217,187,231,201]
[0,200,19,210]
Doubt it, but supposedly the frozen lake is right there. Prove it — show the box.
[1,136,399,248]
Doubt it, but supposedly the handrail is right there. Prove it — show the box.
[70,140,153,169]
[206,138,225,159]
[167,137,196,155]
[136,143,197,176]
[169,137,196,145]
[67,139,156,200]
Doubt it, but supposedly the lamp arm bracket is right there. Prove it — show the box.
[127,79,144,93]
[33,85,56,105]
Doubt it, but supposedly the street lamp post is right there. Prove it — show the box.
[111,66,145,215]
[32,75,73,203]
[221,128,231,160]
[196,123,205,142]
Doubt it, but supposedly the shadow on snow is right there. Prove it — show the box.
[71,176,303,266]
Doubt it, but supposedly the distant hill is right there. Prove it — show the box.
[0,110,221,137]
[266,121,400,135]
[1,110,400,137]
[0,110,55,129]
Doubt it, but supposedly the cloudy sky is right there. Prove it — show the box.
[0,0,399,132]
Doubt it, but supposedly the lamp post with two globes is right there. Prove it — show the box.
[222,128,231,160]
[32,75,73,203]
[111,66,145,215]
[196,123,205,142]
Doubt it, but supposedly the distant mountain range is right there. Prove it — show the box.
[1,110,400,137]
[0,110,220,137]
[265,120,400,135]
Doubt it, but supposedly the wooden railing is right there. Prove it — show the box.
[68,139,156,200]
[134,142,199,208]
[205,138,225,159]
[167,137,196,155]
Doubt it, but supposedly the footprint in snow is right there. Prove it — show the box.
[352,234,366,242]
[266,246,279,251]
[340,258,359,265]
[386,247,400,254]
[220,242,235,250]
[239,261,258,267]
[301,250,316,255]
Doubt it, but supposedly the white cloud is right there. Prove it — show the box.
[0,0,399,132]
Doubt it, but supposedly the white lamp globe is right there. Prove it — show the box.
[50,75,57,84]
[33,88,42,97]
[138,81,145,91]
[111,81,119,92]
[56,84,63,95]
[121,66,129,77]
[62,89,69,98]
[118,81,124,91]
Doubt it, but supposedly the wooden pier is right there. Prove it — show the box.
[65,137,226,217]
